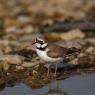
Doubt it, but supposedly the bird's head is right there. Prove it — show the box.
[32,37,48,50]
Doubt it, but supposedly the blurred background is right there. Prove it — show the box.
[0,0,95,95]
[0,0,95,42]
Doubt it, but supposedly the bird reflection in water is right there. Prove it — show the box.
[45,80,67,95]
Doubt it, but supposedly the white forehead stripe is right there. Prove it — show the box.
[37,37,44,42]
[36,43,41,48]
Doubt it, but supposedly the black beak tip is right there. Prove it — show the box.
[32,42,36,45]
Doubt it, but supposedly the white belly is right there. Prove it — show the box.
[36,49,62,62]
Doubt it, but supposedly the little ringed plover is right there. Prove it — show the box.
[32,37,79,78]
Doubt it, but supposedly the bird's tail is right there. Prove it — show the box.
[66,47,80,55]
[64,47,81,61]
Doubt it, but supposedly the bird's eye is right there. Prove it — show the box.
[40,41,44,44]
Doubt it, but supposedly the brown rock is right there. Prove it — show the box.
[60,29,85,40]
[45,32,61,41]
[88,37,95,45]
[78,54,95,66]
[0,55,24,65]
[69,58,78,65]
[86,46,95,53]
[0,61,10,71]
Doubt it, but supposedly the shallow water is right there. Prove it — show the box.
[0,73,95,95]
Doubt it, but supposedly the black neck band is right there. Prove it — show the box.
[37,44,48,51]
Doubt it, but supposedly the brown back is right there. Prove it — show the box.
[47,44,79,58]
[47,44,67,58]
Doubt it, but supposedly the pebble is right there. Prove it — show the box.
[22,62,39,68]
[56,39,90,49]
[60,29,85,40]
[0,55,24,65]
[45,32,61,41]
[88,37,95,45]
[86,46,95,53]
[0,61,10,71]
[23,25,35,34]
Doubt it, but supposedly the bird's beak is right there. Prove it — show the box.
[32,41,36,45]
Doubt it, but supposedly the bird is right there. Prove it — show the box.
[32,37,79,78]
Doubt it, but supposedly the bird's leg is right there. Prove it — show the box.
[54,64,58,78]
[47,64,51,78]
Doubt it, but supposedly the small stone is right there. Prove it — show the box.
[0,51,3,56]
[23,25,35,34]
[3,62,10,71]
[22,62,38,68]
[78,54,95,66]
[60,29,85,40]
[33,70,38,74]
[86,46,95,53]
[0,61,10,71]
[0,55,24,65]
[42,19,53,27]
[16,66,24,70]
[5,26,19,33]
[56,39,91,49]
[77,53,85,58]
[69,58,78,65]
[45,32,61,41]
[88,37,95,45]
[17,16,31,24]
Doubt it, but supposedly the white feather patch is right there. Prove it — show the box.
[41,43,48,48]
[36,49,62,62]
[36,43,41,48]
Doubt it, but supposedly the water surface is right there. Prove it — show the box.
[0,73,95,95]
